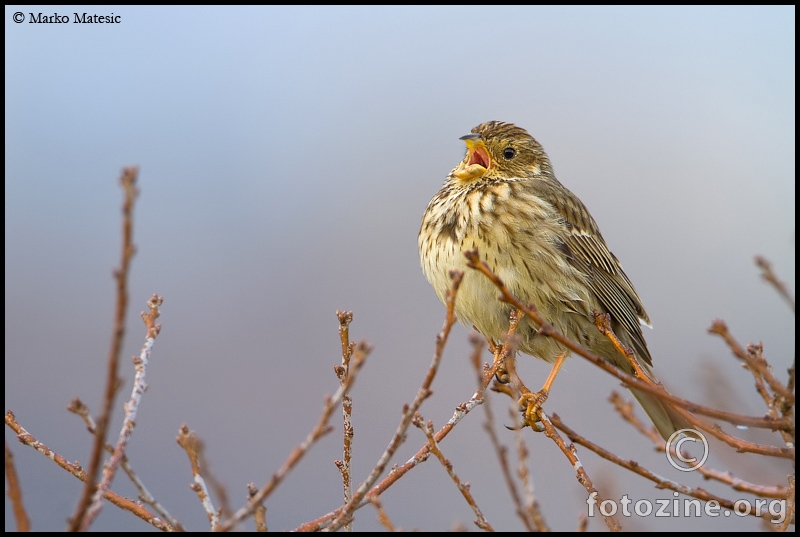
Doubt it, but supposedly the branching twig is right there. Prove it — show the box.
[413,413,494,531]
[709,320,794,405]
[536,410,621,531]
[610,391,789,499]
[334,310,355,532]
[550,412,788,524]
[81,293,163,530]
[177,425,219,530]
[323,271,464,532]
[473,334,542,532]
[464,249,793,441]
[513,417,549,532]
[67,398,182,530]
[69,166,139,531]
[218,341,370,531]
[297,272,502,531]
[5,411,175,531]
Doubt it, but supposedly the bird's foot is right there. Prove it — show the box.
[518,389,548,431]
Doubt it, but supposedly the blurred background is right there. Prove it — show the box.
[5,5,794,532]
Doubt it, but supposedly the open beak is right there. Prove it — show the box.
[453,134,491,181]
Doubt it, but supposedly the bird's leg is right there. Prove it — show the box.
[592,311,652,383]
[519,352,568,427]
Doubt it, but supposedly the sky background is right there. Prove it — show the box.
[5,5,795,532]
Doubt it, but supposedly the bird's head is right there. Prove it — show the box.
[453,121,552,182]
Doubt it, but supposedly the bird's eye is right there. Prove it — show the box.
[503,147,516,160]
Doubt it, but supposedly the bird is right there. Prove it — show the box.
[418,120,689,440]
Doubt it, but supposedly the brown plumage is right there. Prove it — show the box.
[418,120,686,440]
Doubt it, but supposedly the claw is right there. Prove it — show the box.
[518,390,549,429]
[495,355,511,384]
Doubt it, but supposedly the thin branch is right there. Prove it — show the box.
[177,425,220,530]
[5,440,31,532]
[334,310,355,532]
[5,411,175,531]
[322,271,465,532]
[368,495,396,532]
[755,256,795,312]
[414,414,494,531]
[513,416,549,532]
[67,398,183,530]
[607,391,662,445]
[596,313,794,459]
[464,249,792,437]
[776,475,794,532]
[199,449,232,523]
[709,320,794,404]
[474,335,541,532]
[550,413,788,523]
[69,166,139,532]
[247,483,267,532]
[217,341,370,532]
[536,410,621,532]
[296,272,497,532]
[81,294,163,530]
[609,391,788,499]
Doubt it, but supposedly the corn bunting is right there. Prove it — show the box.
[419,121,687,439]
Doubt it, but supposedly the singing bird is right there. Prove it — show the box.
[418,120,687,440]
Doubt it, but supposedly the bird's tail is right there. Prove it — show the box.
[630,386,695,441]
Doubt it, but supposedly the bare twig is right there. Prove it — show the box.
[81,294,163,530]
[5,411,175,531]
[177,425,220,530]
[414,413,494,531]
[576,514,588,532]
[218,341,370,532]
[322,272,465,531]
[610,391,789,499]
[368,495,396,532]
[536,410,621,532]
[464,249,792,438]
[709,320,794,405]
[69,166,139,532]
[334,310,355,532]
[755,256,795,312]
[473,334,542,532]
[297,272,498,531]
[777,475,794,532]
[247,483,267,532]
[67,398,183,530]
[5,440,31,532]
[550,413,787,523]
[597,313,794,460]
[513,418,549,532]
[199,450,232,523]
[608,391,662,445]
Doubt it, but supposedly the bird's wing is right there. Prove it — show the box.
[529,178,652,365]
